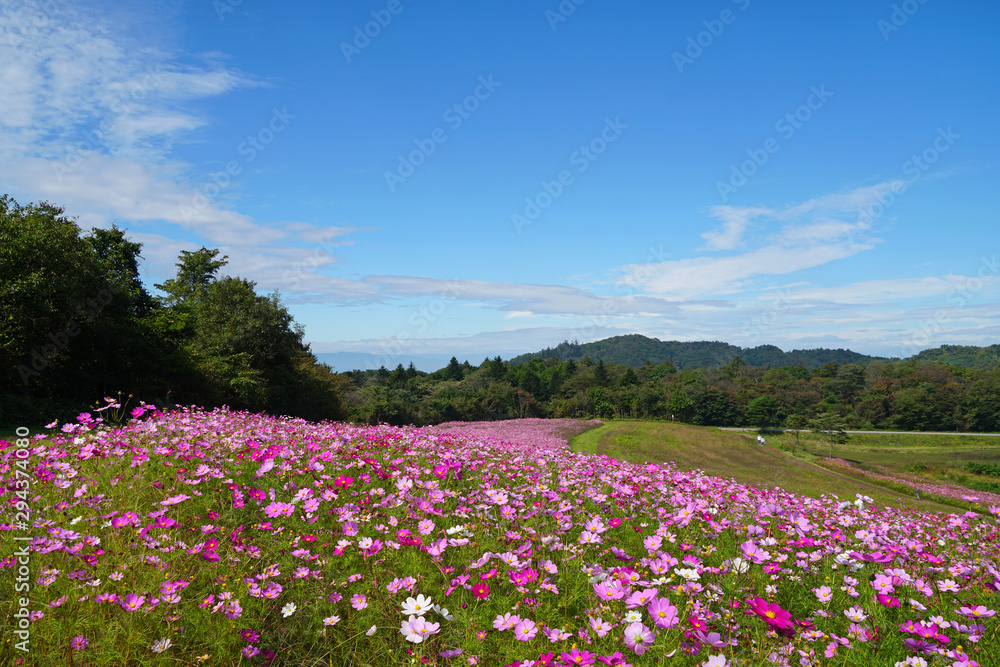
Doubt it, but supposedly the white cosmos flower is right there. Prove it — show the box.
[623,610,643,623]
[844,605,867,622]
[401,594,432,616]
[281,602,296,617]
[151,638,171,653]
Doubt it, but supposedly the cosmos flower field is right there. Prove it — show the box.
[2,403,999,666]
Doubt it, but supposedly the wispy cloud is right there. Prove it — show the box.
[0,0,279,251]
[621,183,900,299]
[700,205,770,250]
[361,276,681,316]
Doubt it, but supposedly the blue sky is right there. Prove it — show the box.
[2,0,998,371]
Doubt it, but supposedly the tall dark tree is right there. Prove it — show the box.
[154,247,228,307]
[593,359,610,386]
[188,277,304,410]
[444,356,464,381]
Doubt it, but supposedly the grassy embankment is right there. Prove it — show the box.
[570,420,1000,514]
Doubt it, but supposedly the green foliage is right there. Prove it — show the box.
[963,461,1000,477]
[154,247,228,307]
[911,343,1000,370]
[666,390,694,422]
[744,395,782,428]
[809,412,850,445]
[0,194,343,425]
[593,359,610,386]
[443,356,464,381]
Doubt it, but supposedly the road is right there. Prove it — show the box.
[719,428,1000,437]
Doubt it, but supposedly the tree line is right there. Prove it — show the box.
[1,195,343,426]
[341,352,1000,433]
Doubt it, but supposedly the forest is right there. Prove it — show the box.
[341,350,1000,433]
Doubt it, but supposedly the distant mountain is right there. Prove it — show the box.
[506,334,885,369]
[909,344,1000,370]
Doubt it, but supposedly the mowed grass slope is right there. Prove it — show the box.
[571,420,964,513]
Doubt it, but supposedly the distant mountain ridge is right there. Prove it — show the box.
[507,334,887,370]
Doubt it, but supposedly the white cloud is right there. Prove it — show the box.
[621,183,898,299]
[782,275,977,305]
[701,205,770,250]
[361,276,682,316]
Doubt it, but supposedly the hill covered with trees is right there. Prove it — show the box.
[507,334,884,369]
[909,344,1000,371]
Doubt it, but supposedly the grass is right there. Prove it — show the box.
[569,420,979,514]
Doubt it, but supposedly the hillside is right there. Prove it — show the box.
[910,343,1000,370]
[507,334,884,369]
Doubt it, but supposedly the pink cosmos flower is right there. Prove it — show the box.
[694,630,730,648]
[263,502,294,518]
[493,613,520,631]
[351,594,368,610]
[958,605,995,619]
[647,598,679,629]
[623,622,655,655]
[814,585,833,602]
[876,594,900,608]
[401,615,440,643]
[239,628,260,643]
[593,580,625,601]
[624,588,657,609]
[471,582,490,599]
[514,618,538,641]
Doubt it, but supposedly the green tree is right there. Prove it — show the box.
[648,359,677,381]
[593,359,610,386]
[744,395,781,429]
[785,414,808,453]
[965,375,1000,432]
[808,412,850,456]
[444,356,464,381]
[694,389,737,426]
[667,389,694,422]
[189,277,309,412]
[154,247,228,307]
[1,196,107,389]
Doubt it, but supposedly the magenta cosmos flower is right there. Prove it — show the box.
[748,597,794,630]
[560,648,598,665]
[120,593,145,611]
